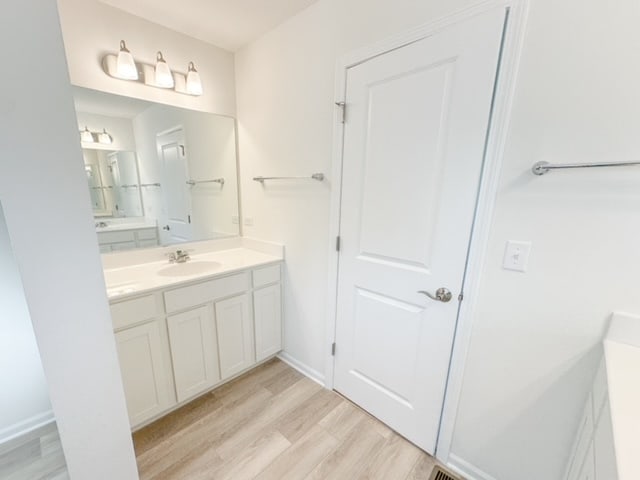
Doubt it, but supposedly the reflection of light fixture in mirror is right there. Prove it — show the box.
[155,51,174,88]
[98,129,113,145]
[80,126,94,143]
[101,42,202,96]
[186,62,203,96]
[116,40,138,80]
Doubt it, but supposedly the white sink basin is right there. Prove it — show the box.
[157,261,222,277]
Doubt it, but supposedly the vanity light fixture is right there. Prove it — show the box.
[116,40,138,80]
[186,62,203,96]
[102,40,203,96]
[80,127,113,145]
[98,128,113,145]
[80,126,94,143]
[154,51,174,88]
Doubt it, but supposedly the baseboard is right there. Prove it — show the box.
[277,352,325,387]
[448,453,498,480]
[0,410,55,448]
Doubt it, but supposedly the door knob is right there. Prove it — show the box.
[418,288,453,303]
[163,225,171,231]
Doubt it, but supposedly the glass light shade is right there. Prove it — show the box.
[80,127,94,143]
[186,62,203,96]
[155,51,174,88]
[116,40,138,80]
[98,129,112,145]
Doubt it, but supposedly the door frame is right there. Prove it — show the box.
[324,0,530,464]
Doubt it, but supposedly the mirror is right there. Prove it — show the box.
[83,149,143,218]
[73,86,240,252]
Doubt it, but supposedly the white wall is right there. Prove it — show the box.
[235,0,640,479]
[57,0,236,117]
[133,105,239,241]
[0,205,53,443]
[0,0,138,478]
[76,112,137,151]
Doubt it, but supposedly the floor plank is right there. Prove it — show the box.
[133,358,441,480]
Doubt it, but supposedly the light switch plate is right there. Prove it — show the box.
[231,215,239,225]
[503,240,532,272]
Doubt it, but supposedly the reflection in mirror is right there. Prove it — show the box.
[83,149,143,218]
[73,86,241,252]
[0,202,68,478]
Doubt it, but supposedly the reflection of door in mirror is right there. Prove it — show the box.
[85,164,106,211]
[157,127,193,244]
[109,151,143,218]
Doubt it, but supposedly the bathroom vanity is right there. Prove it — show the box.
[104,243,283,428]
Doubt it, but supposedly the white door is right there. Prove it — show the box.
[157,128,193,243]
[167,305,220,402]
[334,10,506,453]
[215,294,254,379]
[115,321,172,426]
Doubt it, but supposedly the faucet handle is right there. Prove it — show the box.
[166,252,177,263]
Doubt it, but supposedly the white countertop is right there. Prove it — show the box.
[104,247,281,300]
[604,312,640,480]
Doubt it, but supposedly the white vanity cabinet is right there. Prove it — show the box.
[98,226,159,253]
[252,265,283,362]
[109,261,282,429]
[167,305,220,403]
[216,294,254,379]
[110,294,173,426]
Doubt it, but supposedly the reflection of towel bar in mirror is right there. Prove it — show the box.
[532,160,640,175]
[119,184,139,189]
[141,183,161,188]
[186,178,225,187]
[253,173,325,183]
[91,186,113,190]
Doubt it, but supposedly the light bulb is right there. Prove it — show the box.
[155,51,174,88]
[116,40,138,80]
[98,129,112,145]
[80,126,94,143]
[186,62,203,96]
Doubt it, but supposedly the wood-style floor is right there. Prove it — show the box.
[133,358,441,480]
[0,422,68,480]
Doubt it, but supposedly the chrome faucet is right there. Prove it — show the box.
[167,249,190,263]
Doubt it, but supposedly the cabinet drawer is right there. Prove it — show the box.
[164,272,249,313]
[136,228,158,241]
[110,293,163,330]
[97,230,136,245]
[252,264,281,288]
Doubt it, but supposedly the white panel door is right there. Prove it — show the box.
[115,321,172,426]
[253,284,282,361]
[167,305,220,402]
[215,294,254,379]
[334,10,506,453]
[157,127,193,243]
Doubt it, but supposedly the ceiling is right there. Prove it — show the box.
[73,87,153,118]
[98,0,320,51]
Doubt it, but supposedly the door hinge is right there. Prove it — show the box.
[335,102,346,123]
[188,215,191,224]
[458,293,464,302]
[335,236,341,252]
[331,342,336,356]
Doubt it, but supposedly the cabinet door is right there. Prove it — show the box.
[115,321,172,427]
[167,305,220,402]
[253,284,282,361]
[215,294,254,379]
